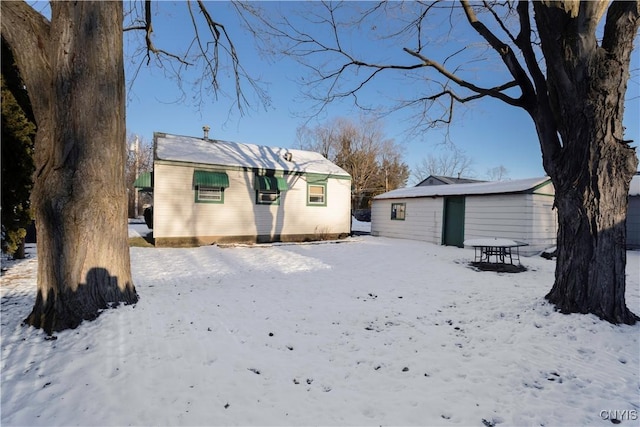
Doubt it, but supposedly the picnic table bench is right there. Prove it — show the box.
[463,238,529,265]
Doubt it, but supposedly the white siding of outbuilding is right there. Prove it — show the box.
[627,196,640,249]
[371,197,443,244]
[153,162,351,244]
[464,194,556,253]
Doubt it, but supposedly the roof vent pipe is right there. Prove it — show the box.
[203,125,210,141]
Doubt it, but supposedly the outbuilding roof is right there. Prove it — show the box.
[375,177,552,200]
[415,175,486,186]
[377,174,640,200]
[154,132,350,177]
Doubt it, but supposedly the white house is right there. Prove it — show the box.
[371,177,557,254]
[139,132,352,247]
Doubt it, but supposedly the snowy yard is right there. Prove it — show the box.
[1,223,639,426]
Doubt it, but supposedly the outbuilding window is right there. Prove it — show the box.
[391,203,406,220]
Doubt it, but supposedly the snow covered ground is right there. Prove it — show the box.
[1,221,639,426]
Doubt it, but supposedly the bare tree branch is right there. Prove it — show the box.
[123,0,270,117]
[241,1,540,133]
[143,1,191,66]
[483,0,518,45]
[460,0,535,105]
[513,1,562,171]
[402,47,521,106]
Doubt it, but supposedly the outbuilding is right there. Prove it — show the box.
[627,173,640,249]
[140,131,352,247]
[371,177,557,254]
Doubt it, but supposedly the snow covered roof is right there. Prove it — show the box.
[154,132,350,177]
[416,175,486,186]
[375,177,552,200]
[378,173,640,200]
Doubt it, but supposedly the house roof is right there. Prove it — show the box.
[375,177,552,200]
[154,132,351,177]
[415,175,486,186]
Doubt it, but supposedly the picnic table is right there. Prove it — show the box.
[463,238,528,265]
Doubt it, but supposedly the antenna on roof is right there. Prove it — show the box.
[202,125,210,141]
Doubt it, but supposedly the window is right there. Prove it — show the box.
[193,170,229,204]
[257,190,279,204]
[391,203,406,220]
[196,186,223,203]
[254,175,288,205]
[307,183,326,206]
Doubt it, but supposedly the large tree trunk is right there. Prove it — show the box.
[532,1,639,324]
[545,125,638,324]
[2,1,137,334]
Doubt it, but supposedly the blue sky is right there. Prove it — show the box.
[123,1,640,182]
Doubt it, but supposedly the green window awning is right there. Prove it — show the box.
[133,172,153,189]
[305,173,328,184]
[254,176,288,191]
[193,170,229,188]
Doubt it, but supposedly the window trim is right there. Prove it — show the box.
[307,182,327,207]
[391,202,406,220]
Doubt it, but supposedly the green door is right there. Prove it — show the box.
[443,196,465,247]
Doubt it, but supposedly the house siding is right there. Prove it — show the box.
[464,195,531,241]
[153,163,351,245]
[627,196,640,249]
[529,195,558,251]
[464,194,556,254]
[371,197,443,245]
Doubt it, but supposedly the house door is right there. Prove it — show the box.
[443,196,465,247]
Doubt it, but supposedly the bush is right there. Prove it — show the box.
[353,209,371,222]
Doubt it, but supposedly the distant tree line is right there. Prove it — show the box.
[296,117,409,210]
[411,148,510,185]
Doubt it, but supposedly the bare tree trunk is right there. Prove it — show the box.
[533,1,638,324]
[546,134,637,324]
[2,1,137,334]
